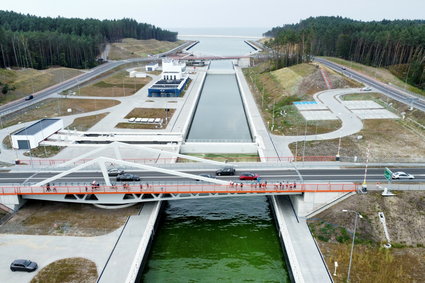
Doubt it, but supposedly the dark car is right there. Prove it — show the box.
[216,167,236,176]
[116,173,140,181]
[196,174,216,181]
[24,95,34,101]
[10,259,38,272]
[107,168,125,177]
[239,172,260,180]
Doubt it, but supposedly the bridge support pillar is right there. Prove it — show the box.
[0,195,26,212]
[290,192,354,217]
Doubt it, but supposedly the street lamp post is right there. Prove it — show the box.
[342,209,363,283]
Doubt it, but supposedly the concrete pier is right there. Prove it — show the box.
[97,201,162,283]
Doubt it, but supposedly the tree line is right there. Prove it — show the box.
[264,16,425,90]
[0,10,178,69]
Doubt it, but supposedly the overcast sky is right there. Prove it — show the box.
[2,0,424,31]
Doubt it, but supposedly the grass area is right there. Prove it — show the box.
[243,63,351,135]
[179,78,192,97]
[177,153,260,163]
[116,122,165,129]
[67,113,109,131]
[116,108,176,129]
[0,98,120,129]
[31,257,97,283]
[0,200,142,236]
[124,108,176,119]
[1,127,22,149]
[108,38,184,60]
[0,67,83,106]
[274,105,341,135]
[308,191,425,282]
[23,146,64,158]
[323,57,425,96]
[288,92,425,161]
[75,70,152,97]
[289,119,425,162]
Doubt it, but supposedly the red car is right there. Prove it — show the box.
[239,173,259,180]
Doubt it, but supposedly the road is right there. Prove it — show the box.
[314,57,425,112]
[0,41,195,117]
[0,168,423,185]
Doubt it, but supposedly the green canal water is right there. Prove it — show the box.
[141,197,290,282]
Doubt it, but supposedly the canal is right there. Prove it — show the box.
[141,30,290,282]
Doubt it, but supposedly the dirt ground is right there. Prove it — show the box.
[0,200,143,236]
[309,191,425,282]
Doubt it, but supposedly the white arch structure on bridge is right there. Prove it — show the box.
[34,142,233,187]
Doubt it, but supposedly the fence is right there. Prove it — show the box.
[17,155,337,167]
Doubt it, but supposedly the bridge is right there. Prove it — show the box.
[0,182,356,203]
[169,55,249,61]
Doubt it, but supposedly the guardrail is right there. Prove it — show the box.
[17,156,336,166]
[0,183,357,196]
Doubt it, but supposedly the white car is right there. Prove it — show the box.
[391,172,415,179]
[361,87,372,91]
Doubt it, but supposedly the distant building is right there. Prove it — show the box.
[129,70,147,78]
[161,59,186,80]
[145,63,159,72]
[148,59,189,97]
[12,119,63,149]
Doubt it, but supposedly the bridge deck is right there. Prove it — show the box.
[0,183,356,196]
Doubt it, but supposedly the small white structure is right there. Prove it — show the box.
[12,118,63,149]
[129,70,147,78]
[145,63,159,72]
[161,59,186,80]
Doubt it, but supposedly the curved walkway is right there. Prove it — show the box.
[271,88,364,157]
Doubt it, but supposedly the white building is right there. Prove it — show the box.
[12,118,63,149]
[145,63,159,72]
[161,59,186,80]
[129,70,147,78]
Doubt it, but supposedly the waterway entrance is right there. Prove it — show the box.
[141,30,289,282]
[141,197,289,282]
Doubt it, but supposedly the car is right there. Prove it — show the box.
[341,67,346,70]
[10,259,38,272]
[216,167,236,176]
[391,172,414,179]
[196,174,216,181]
[24,95,34,101]
[361,87,372,91]
[107,168,125,176]
[116,173,140,181]
[239,172,260,180]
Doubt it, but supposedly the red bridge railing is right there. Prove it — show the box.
[0,183,357,196]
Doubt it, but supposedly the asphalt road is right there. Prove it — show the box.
[0,41,195,117]
[0,168,423,185]
[314,57,425,112]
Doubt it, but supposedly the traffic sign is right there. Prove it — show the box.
[384,168,392,181]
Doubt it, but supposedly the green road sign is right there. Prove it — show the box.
[384,167,392,181]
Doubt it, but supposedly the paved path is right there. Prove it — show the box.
[0,229,120,282]
[271,88,364,158]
